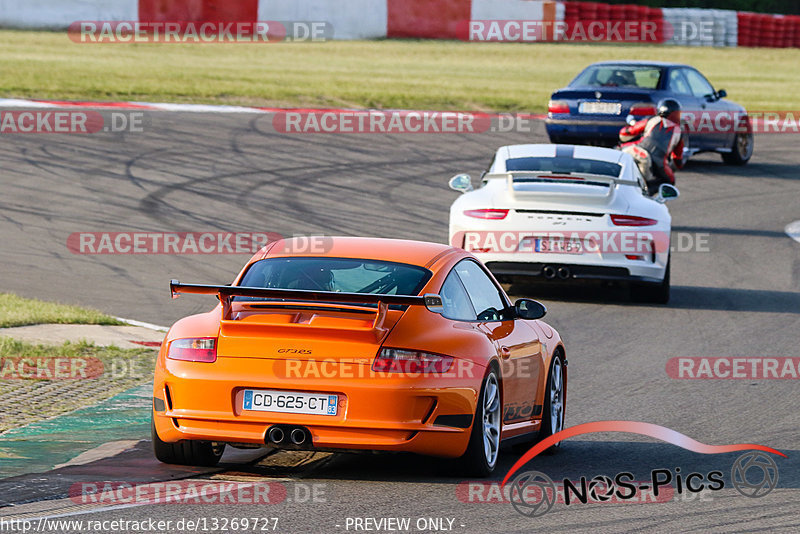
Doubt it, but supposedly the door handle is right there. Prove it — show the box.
[500,346,511,359]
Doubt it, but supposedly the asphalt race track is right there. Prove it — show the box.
[1,110,799,532]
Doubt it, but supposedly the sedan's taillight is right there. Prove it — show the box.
[610,214,658,226]
[464,209,509,220]
[629,102,656,117]
[548,100,570,114]
[373,348,454,374]
[167,338,217,362]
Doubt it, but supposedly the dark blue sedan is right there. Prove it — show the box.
[545,61,753,165]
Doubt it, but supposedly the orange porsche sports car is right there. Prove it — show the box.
[152,237,566,475]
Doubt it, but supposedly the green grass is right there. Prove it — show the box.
[0,337,154,378]
[1,30,798,111]
[0,338,155,432]
[0,293,122,328]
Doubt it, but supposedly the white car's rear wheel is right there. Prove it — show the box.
[632,256,670,304]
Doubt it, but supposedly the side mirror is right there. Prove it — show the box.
[449,174,473,193]
[625,114,636,126]
[716,89,727,99]
[423,293,445,314]
[514,298,547,320]
[654,183,680,203]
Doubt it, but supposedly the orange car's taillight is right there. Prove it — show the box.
[167,338,217,362]
[373,348,454,374]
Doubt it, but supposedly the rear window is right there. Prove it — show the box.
[505,156,621,177]
[571,65,663,89]
[236,257,431,299]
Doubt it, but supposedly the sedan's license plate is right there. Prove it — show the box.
[579,101,621,115]
[535,237,583,254]
[243,389,338,416]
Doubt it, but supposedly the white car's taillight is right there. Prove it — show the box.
[610,214,658,226]
[167,338,217,362]
[372,348,454,374]
[464,209,509,220]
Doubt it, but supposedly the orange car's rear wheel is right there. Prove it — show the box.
[459,367,501,477]
[151,415,226,467]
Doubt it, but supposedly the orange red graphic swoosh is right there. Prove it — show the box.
[502,420,785,487]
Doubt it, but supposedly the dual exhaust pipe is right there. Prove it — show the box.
[267,425,310,447]
[542,265,570,280]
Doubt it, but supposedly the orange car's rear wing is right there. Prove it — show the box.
[169,280,445,321]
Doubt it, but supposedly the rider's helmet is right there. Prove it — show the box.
[657,98,681,123]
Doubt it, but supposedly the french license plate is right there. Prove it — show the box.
[579,101,621,115]
[243,389,338,416]
[534,237,583,254]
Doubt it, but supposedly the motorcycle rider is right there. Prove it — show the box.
[619,98,684,195]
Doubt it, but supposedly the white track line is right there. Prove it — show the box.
[0,98,268,113]
[0,98,546,119]
[114,316,169,332]
[53,440,141,470]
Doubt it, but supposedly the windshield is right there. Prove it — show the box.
[235,257,431,300]
[571,65,663,89]
[505,156,622,177]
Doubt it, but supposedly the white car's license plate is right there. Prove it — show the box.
[579,101,621,115]
[534,237,583,254]
[243,389,338,416]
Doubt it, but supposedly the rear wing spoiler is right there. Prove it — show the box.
[169,280,445,320]
[484,171,640,188]
[483,171,639,200]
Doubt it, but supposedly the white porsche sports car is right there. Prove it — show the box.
[448,144,679,303]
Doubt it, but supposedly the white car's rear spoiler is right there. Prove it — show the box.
[483,171,639,200]
[484,171,640,187]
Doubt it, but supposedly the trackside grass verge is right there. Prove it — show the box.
[0,338,156,433]
[0,293,123,328]
[0,31,798,112]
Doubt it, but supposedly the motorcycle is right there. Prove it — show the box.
[616,114,686,196]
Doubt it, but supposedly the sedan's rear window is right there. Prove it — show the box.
[571,65,663,89]
[505,157,622,177]
[236,257,431,298]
